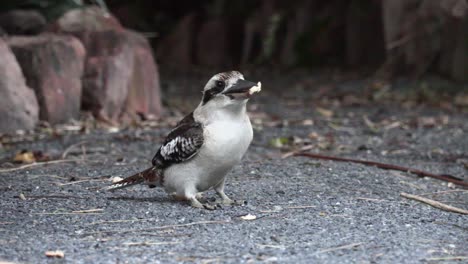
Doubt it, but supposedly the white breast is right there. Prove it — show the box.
[202,118,253,165]
[163,116,253,193]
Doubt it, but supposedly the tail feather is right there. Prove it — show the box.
[104,167,160,191]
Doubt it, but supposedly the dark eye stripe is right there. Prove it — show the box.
[202,86,224,105]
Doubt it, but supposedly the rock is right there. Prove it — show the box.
[50,6,122,32]
[79,30,135,121]
[7,35,85,124]
[121,30,163,121]
[0,10,46,35]
[50,7,162,122]
[156,14,197,69]
[0,39,39,133]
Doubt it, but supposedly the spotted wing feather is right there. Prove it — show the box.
[152,113,204,168]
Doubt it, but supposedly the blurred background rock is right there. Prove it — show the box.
[0,0,466,133]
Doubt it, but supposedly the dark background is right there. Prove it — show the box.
[2,0,467,81]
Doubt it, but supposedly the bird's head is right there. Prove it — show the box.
[200,71,261,109]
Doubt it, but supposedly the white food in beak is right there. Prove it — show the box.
[248,82,262,95]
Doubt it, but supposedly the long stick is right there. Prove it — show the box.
[0,159,79,173]
[401,193,468,215]
[293,152,468,188]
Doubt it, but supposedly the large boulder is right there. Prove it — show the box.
[73,30,134,121]
[7,35,85,124]
[50,6,122,32]
[49,7,162,122]
[0,39,39,133]
[0,10,46,35]
[121,31,163,121]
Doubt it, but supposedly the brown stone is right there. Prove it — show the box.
[8,35,85,124]
[0,39,39,133]
[49,6,122,32]
[78,30,135,121]
[49,7,162,122]
[121,30,163,121]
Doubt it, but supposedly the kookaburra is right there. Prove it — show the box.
[106,71,261,209]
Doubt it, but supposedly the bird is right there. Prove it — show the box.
[105,71,261,209]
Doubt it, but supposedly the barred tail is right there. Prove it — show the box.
[104,167,160,191]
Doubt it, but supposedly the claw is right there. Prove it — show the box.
[202,203,217,210]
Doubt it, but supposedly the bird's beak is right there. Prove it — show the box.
[223,79,260,97]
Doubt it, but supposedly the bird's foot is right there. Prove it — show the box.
[190,197,217,210]
[214,198,246,206]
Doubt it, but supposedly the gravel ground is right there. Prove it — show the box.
[0,72,467,263]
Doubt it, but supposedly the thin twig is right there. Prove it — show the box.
[355,197,387,202]
[72,209,104,214]
[123,241,180,246]
[56,179,105,186]
[87,218,159,225]
[0,159,80,173]
[14,195,86,200]
[318,242,363,253]
[62,141,87,159]
[426,256,468,261]
[284,205,316,209]
[293,152,468,188]
[33,208,104,215]
[400,193,468,215]
[33,212,102,215]
[418,190,468,196]
[82,220,229,235]
[28,174,66,180]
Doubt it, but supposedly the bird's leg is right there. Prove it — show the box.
[184,188,216,210]
[214,179,245,205]
[189,197,216,210]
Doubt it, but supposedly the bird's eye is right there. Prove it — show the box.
[216,81,225,88]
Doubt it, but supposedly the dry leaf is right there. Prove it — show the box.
[454,93,468,106]
[302,119,314,126]
[418,117,437,127]
[13,151,35,164]
[316,107,333,118]
[45,250,64,258]
[240,214,257,220]
[107,127,120,133]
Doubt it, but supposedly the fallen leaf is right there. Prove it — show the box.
[45,250,64,258]
[454,93,468,106]
[107,127,120,133]
[316,107,334,118]
[418,117,437,127]
[302,119,314,126]
[308,132,320,140]
[269,137,290,148]
[240,214,257,220]
[14,151,35,164]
